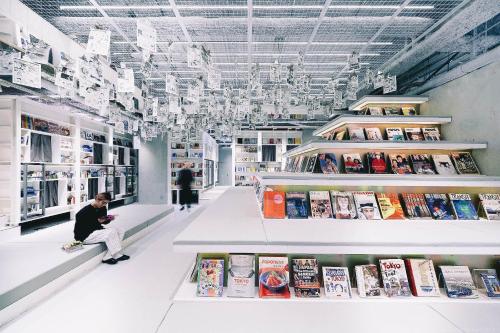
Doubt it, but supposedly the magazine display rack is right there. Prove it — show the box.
[170,96,500,331]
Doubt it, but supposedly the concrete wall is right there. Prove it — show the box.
[138,136,169,204]
[420,60,500,176]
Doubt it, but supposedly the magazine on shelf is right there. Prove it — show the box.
[197,259,224,297]
[410,154,436,174]
[335,130,346,141]
[292,156,303,172]
[386,127,405,141]
[450,152,480,175]
[330,191,357,219]
[432,154,457,175]
[440,266,478,299]
[367,152,387,174]
[401,106,417,116]
[227,254,255,298]
[286,192,309,219]
[478,194,500,220]
[318,153,339,174]
[425,193,455,220]
[449,193,478,220]
[404,128,424,141]
[343,153,366,174]
[355,264,381,297]
[383,107,401,116]
[258,257,290,298]
[309,191,333,218]
[472,269,497,289]
[323,267,352,298]
[300,155,310,173]
[365,128,383,141]
[263,191,286,219]
[401,193,432,219]
[422,127,441,141]
[292,259,321,297]
[379,259,411,297]
[353,191,382,220]
[305,154,318,173]
[388,153,412,174]
[376,193,405,219]
[480,273,500,298]
[367,107,383,115]
[406,259,440,297]
[348,127,366,141]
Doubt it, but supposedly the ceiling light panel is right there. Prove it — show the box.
[252,18,316,42]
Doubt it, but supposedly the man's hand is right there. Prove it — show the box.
[97,217,108,224]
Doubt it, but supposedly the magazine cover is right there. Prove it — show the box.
[330,191,357,219]
[401,106,417,116]
[335,130,346,141]
[422,127,441,141]
[263,191,286,219]
[411,154,436,174]
[367,107,383,115]
[292,156,302,172]
[450,152,480,175]
[405,127,424,141]
[383,107,401,116]
[353,191,382,220]
[380,259,411,297]
[365,128,383,141]
[480,273,500,298]
[197,259,224,297]
[472,268,497,289]
[305,154,318,173]
[386,127,405,141]
[348,127,366,141]
[449,193,478,220]
[318,153,339,174]
[286,192,309,219]
[440,266,478,298]
[405,259,440,297]
[292,258,321,297]
[388,153,412,174]
[401,193,432,219]
[309,191,333,218]
[425,193,455,220]
[323,267,352,298]
[367,152,387,174]
[258,256,290,298]
[343,153,366,174]
[432,154,457,175]
[478,194,500,220]
[227,254,255,298]
[376,193,405,219]
[355,264,381,297]
[300,155,310,173]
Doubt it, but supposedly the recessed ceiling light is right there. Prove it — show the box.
[60,5,434,10]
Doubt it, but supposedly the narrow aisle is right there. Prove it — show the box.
[1,187,229,333]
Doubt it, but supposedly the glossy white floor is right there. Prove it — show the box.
[0,187,229,333]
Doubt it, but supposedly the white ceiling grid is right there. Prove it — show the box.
[20,0,467,97]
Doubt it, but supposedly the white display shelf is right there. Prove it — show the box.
[255,173,500,188]
[173,188,500,255]
[348,95,429,111]
[313,115,452,137]
[21,128,74,139]
[284,140,487,157]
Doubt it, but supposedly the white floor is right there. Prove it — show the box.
[1,187,229,333]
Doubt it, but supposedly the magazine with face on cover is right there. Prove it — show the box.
[388,153,412,174]
[376,193,405,219]
[404,128,424,141]
[367,152,387,174]
[318,153,339,174]
[343,153,366,174]
[353,191,382,220]
[424,193,455,220]
[422,127,441,141]
[386,128,405,141]
[330,191,357,219]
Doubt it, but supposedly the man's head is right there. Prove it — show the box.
[93,192,111,208]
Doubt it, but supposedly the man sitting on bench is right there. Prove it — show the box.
[74,192,130,265]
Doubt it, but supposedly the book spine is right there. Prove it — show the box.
[405,259,418,296]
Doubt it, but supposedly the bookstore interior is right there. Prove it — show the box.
[0,0,499,332]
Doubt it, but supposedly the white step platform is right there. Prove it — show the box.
[0,203,173,312]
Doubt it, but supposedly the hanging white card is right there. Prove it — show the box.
[383,74,397,94]
[374,72,385,89]
[187,47,202,68]
[169,95,181,114]
[137,20,157,53]
[132,119,139,132]
[54,68,74,90]
[270,61,281,82]
[348,51,360,71]
[333,89,343,109]
[116,68,135,93]
[85,86,109,112]
[165,74,178,95]
[13,58,41,89]
[143,97,159,121]
[86,28,111,56]
[207,70,221,90]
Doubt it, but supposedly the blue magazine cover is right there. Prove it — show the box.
[449,193,478,220]
[424,194,455,220]
[480,273,500,298]
[318,153,339,174]
[286,192,309,219]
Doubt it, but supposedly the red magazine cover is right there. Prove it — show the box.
[259,257,290,298]
[263,191,286,219]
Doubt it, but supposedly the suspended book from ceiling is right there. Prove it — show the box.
[0,50,20,75]
[374,71,385,89]
[85,86,109,115]
[269,61,281,83]
[55,67,75,91]
[348,51,360,71]
[13,58,41,89]
[286,64,295,85]
[187,46,203,69]
[207,70,221,90]
[165,74,179,95]
[86,28,111,56]
[132,120,140,132]
[114,120,125,134]
[383,74,397,94]
[143,97,159,121]
[187,83,200,103]
[137,19,157,53]
[24,37,52,65]
[364,68,374,87]
[116,68,135,93]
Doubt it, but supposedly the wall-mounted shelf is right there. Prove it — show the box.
[348,96,429,111]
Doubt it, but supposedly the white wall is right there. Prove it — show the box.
[420,60,500,176]
[138,136,169,204]
[218,146,233,186]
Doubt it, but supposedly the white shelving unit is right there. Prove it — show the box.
[348,95,429,111]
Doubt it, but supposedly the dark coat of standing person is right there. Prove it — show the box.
[178,164,194,211]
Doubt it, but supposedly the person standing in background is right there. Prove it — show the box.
[178,163,194,211]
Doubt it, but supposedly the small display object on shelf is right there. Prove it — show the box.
[263,191,286,219]
[323,267,351,299]
[432,154,457,175]
[353,191,382,220]
[450,152,480,175]
[292,258,321,298]
[367,152,387,174]
[422,128,441,141]
[197,259,224,297]
[309,191,333,218]
[258,256,290,298]
[376,193,405,220]
[405,259,440,297]
[401,193,432,219]
[404,128,424,141]
[355,264,381,297]
[318,153,339,174]
[330,191,357,219]
[478,194,500,220]
[388,153,412,174]
[386,128,405,141]
[480,273,500,298]
[227,254,255,298]
[449,193,479,220]
[425,194,455,220]
[379,259,411,297]
[440,266,478,299]
[343,153,365,174]
[285,192,309,219]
